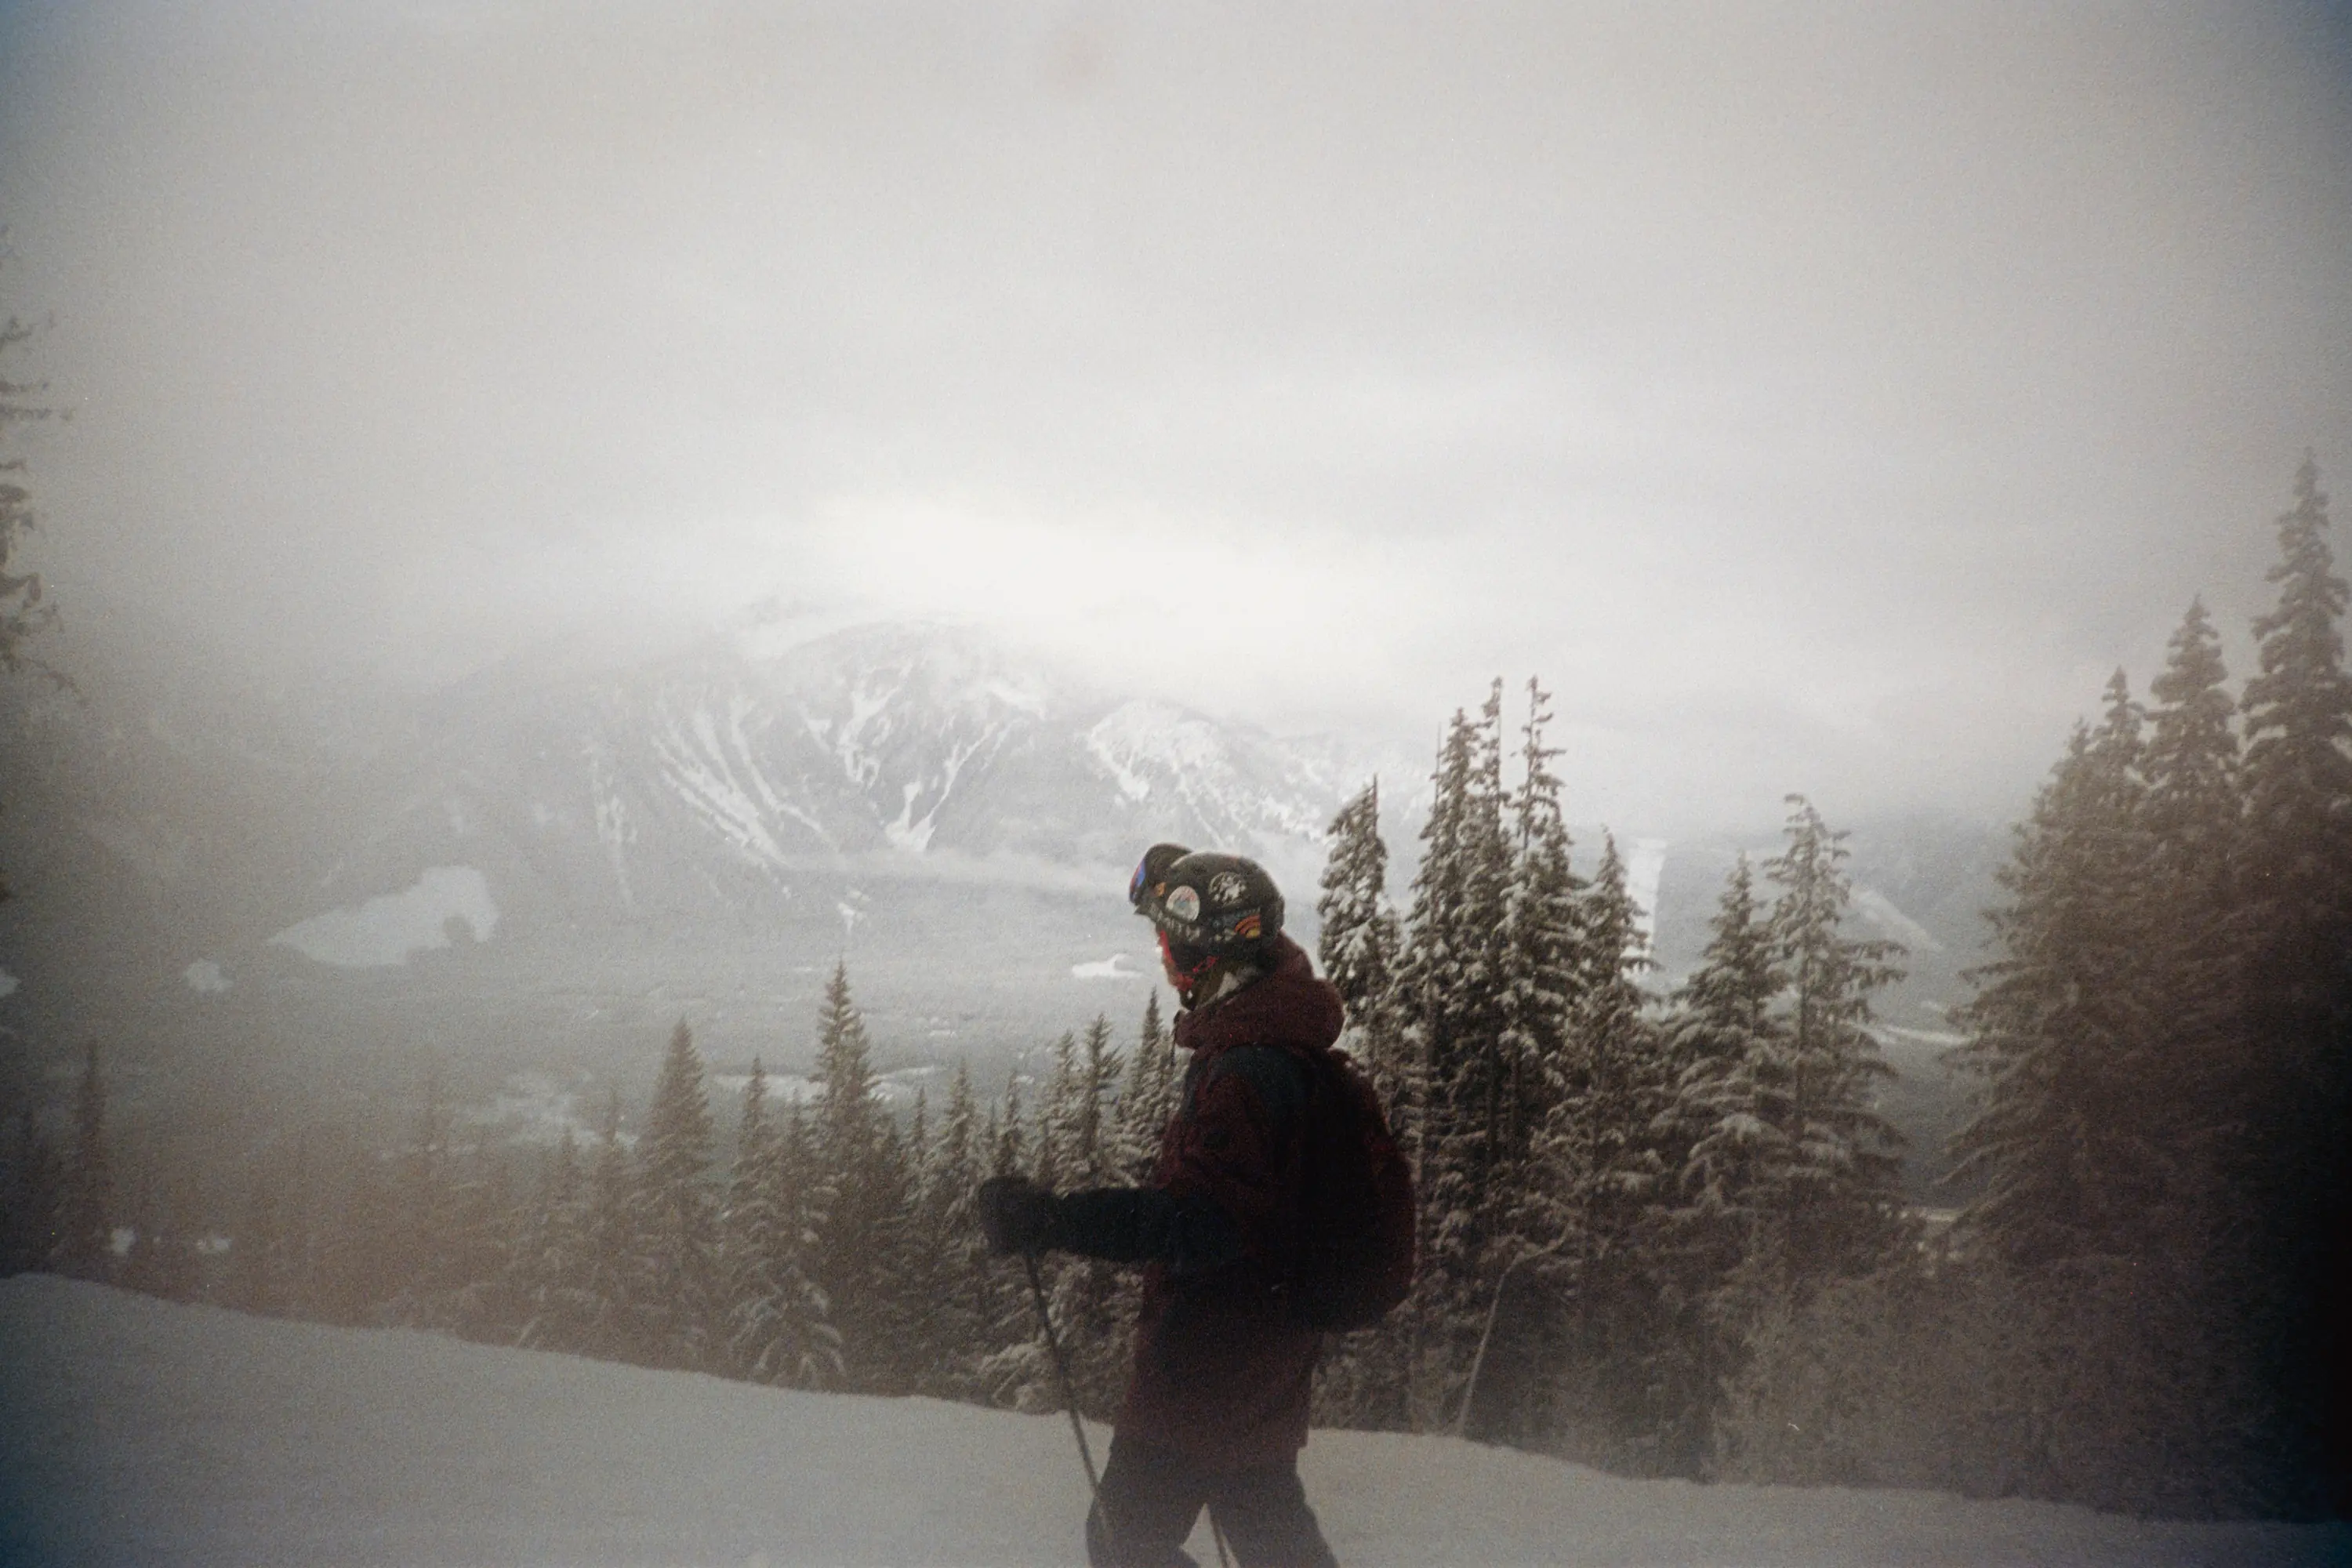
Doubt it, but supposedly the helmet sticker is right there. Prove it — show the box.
[1167,885,1201,922]
[1232,912,1262,941]
[1209,870,1249,906]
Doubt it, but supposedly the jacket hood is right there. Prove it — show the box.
[1171,935,1344,1058]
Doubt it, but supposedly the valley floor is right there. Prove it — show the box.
[1,1276,2343,1567]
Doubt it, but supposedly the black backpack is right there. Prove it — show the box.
[1287,1047,1417,1332]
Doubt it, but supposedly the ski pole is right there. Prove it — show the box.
[1025,1251,1118,1559]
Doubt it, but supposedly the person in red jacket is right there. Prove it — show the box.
[981,844,1343,1568]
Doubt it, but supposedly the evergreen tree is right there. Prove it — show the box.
[1319,778,1414,1124]
[805,962,904,1390]
[1656,853,1783,1463]
[1319,779,1402,1017]
[1499,680,1584,1192]
[914,1060,991,1396]
[1392,682,1524,1431]
[1759,796,1908,1288]
[514,1124,585,1349]
[1112,991,1175,1182]
[2232,454,2352,1510]
[1032,1029,1083,1190]
[992,1069,1026,1178]
[2140,601,2247,1229]
[578,1089,641,1360]
[1667,855,1781,1227]
[1076,1015,1120,1187]
[53,1041,112,1279]
[1952,681,2167,1267]
[1396,691,1512,1323]
[633,1019,718,1370]
[720,1060,837,1385]
[1512,833,1674,1457]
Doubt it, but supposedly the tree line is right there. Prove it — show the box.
[2,457,2344,1520]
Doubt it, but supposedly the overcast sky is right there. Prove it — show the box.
[2,2,2348,836]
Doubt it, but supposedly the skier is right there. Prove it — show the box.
[979,844,1346,1568]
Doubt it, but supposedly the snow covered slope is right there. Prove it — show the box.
[4,1277,2343,1567]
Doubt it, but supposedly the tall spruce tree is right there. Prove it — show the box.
[1319,778,1416,1141]
[806,962,904,1389]
[916,1061,991,1396]
[2140,601,2247,1229]
[719,1059,837,1387]
[1657,854,1783,1463]
[1501,832,1671,1456]
[1500,680,1584,1192]
[1759,797,1907,1289]
[1953,678,2172,1267]
[1398,690,1512,1302]
[514,1125,586,1351]
[1319,779,1402,1015]
[1032,1029,1082,1190]
[633,1020,719,1370]
[579,1089,641,1361]
[2233,455,2352,1511]
[1112,991,1175,1182]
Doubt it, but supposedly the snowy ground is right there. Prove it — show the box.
[2,1278,2345,1567]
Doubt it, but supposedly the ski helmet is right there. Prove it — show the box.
[1129,843,1284,956]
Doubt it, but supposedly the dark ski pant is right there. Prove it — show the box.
[1085,1432,1338,1568]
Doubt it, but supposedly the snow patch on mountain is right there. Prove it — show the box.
[884,732,991,853]
[270,866,498,967]
[1072,953,1146,980]
[653,697,825,873]
[1855,887,1945,953]
[1086,700,1333,848]
[1627,837,1668,944]
[182,960,230,994]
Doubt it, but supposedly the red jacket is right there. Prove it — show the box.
[1118,935,1345,1469]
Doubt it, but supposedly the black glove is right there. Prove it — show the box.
[977,1175,1063,1256]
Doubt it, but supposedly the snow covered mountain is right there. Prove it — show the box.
[310,616,1362,942]
[0,613,1395,1109]
[0,606,1998,1182]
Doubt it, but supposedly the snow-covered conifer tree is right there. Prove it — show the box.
[578,1090,641,1361]
[1031,1029,1081,1190]
[1319,779,1401,1014]
[913,1061,992,1396]
[806,963,909,1390]
[992,1069,1025,1179]
[720,1059,838,1388]
[1951,678,2170,1268]
[513,1125,584,1350]
[633,1019,719,1370]
[1319,778,1412,1120]
[1499,680,1584,1195]
[1393,684,1514,1427]
[1112,991,1175,1182]
[1654,854,1782,1463]
[1759,797,1907,1288]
